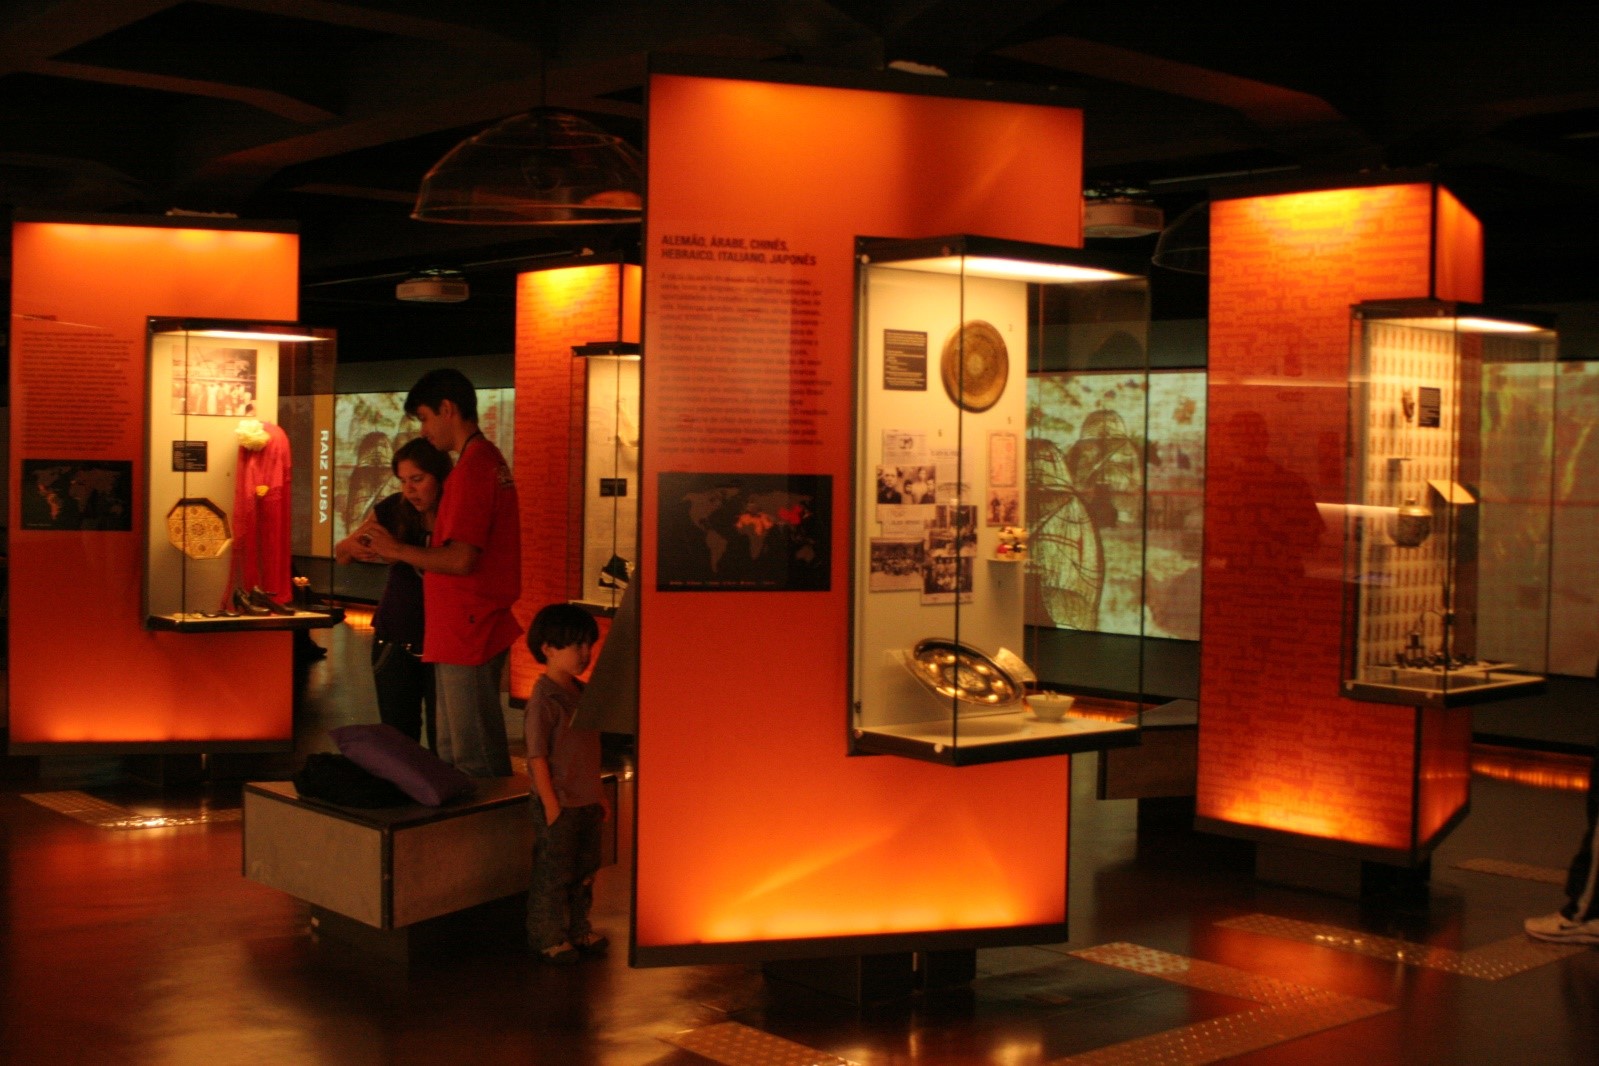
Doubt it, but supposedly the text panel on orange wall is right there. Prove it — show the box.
[1200,185,1477,850]
[9,221,298,744]
[636,73,1080,954]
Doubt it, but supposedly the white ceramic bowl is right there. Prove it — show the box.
[1026,692,1075,722]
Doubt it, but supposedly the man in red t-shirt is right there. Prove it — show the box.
[364,369,520,777]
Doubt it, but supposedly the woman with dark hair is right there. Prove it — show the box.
[337,437,453,748]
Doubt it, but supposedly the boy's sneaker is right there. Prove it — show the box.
[1523,911,1599,944]
[573,931,610,955]
[537,941,580,965]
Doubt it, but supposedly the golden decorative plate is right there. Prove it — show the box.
[166,497,231,559]
[939,319,1009,412]
[904,638,1024,706]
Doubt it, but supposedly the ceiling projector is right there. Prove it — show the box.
[1084,198,1165,238]
[397,269,469,303]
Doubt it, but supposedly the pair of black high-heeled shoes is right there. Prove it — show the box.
[229,586,294,617]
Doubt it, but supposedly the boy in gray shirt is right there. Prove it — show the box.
[524,603,609,963]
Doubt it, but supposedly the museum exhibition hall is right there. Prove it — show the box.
[3,3,1598,1064]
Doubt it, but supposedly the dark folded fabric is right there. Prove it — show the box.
[291,752,411,808]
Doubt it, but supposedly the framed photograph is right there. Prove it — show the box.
[868,538,924,592]
[986,486,1020,526]
[920,504,977,604]
[171,345,258,416]
[875,464,937,506]
[919,547,972,605]
[656,472,831,591]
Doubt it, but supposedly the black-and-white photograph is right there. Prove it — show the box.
[868,538,924,592]
[986,486,1020,527]
[171,345,258,416]
[876,464,937,505]
[919,547,972,605]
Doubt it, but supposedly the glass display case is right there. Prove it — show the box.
[145,317,338,631]
[572,341,640,613]
[850,235,1151,765]
[1342,299,1556,705]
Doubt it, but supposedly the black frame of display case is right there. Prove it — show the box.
[848,233,1149,766]
[144,316,336,633]
[1340,298,1556,708]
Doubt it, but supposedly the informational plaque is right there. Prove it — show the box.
[1417,386,1442,427]
[172,440,208,472]
[882,329,928,391]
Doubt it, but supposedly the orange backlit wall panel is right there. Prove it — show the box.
[1200,184,1480,856]
[8,219,299,747]
[511,263,639,700]
[635,70,1082,962]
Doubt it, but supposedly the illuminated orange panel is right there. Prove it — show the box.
[9,220,299,746]
[1201,184,1479,853]
[511,262,639,698]
[1434,186,1484,304]
[636,73,1080,956]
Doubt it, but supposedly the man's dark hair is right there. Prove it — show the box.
[404,368,478,422]
[527,603,600,664]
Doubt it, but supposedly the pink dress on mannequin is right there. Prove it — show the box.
[229,421,293,604]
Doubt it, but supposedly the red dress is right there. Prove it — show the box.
[229,421,293,603]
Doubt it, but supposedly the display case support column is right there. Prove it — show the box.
[762,953,918,1006]
[1256,844,1433,901]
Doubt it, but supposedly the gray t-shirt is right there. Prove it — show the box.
[525,674,604,808]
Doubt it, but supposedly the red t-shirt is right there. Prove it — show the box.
[423,434,522,665]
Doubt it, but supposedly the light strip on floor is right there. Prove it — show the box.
[1056,943,1390,1066]
[1453,857,1567,885]
[1216,913,1585,979]
[21,790,242,830]
[664,1020,857,1066]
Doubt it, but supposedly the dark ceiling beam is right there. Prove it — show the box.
[22,58,336,123]
[178,48,661,198]
[869,0,1070,72]
[1446,134,1599,194]
[178,14,817,204]
[0,0,177,75]
[210,0,534,57]
[997,34,1381,172]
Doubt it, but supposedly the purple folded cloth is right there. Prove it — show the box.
[330,723,474,806]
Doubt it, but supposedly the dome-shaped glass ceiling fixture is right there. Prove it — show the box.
[412,109,644,225]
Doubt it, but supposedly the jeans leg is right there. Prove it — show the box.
[528,798,581,951]
[371,640,423,743]
[420,662,437,752]
[1565,737,1599,921]
[433,653,511,777]
[567,804,604,943]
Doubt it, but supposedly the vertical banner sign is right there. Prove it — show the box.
[312,392,335,558]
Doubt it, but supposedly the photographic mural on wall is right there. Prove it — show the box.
[329,388,515,545]
[1026,370,1205,640]
[1549,361,1599,676]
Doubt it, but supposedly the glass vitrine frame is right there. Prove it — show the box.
[144,317,337,632]
[849,234,1152,766]
[571,340,641,614]
[1341,298,1556,706]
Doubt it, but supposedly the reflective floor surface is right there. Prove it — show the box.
[2,624,1596,1065]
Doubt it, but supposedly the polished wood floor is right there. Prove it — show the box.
[2,625,1596,1065]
